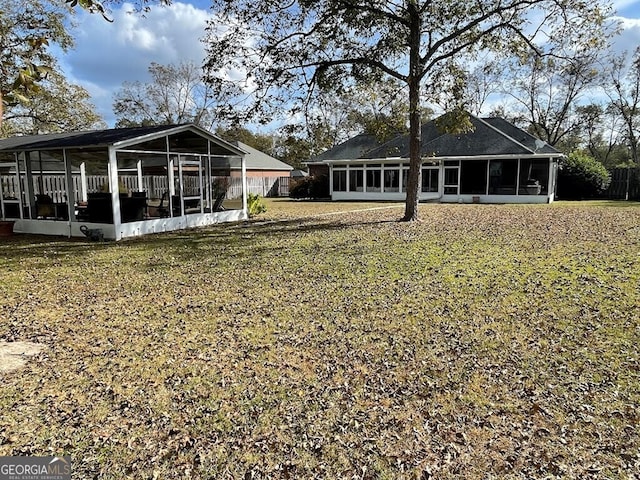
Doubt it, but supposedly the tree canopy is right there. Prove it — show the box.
[1,71,105,136]
[0,0,74,127]
[204,0,611,220]
[113,61,218,128]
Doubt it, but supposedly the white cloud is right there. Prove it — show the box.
[56,1,640,129]
[609,16,640,55]
[58,2,213,126]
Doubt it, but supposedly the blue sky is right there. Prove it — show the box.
[58,1,640,127]
[616,0,640,16]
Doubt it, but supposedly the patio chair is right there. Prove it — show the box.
[212,192,226,212]
[35,194,55,218]
[157,192,170,218]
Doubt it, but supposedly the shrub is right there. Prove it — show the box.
[289,175,330,199]
[557,152,611,200]
[247,193,266,216]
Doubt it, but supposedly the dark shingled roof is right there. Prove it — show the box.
[0,125,176,151]
[482,117,558,155]
[0,124,246,157]
[314,114,561,161]
[310,133,403,162]
[232,141,293,171]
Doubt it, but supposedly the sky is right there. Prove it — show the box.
[57,0,640,128]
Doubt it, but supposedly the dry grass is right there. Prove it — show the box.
[0,200,639,479]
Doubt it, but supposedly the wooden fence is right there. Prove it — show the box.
[605,167,640,200]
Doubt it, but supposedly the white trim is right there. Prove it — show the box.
[330,157,556,204]
[324,153,562,166]
[112,124,247,157]
[11,209,249,241]
[441,194,550,204]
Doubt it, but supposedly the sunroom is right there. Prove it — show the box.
[312,114,563,204]
[329,155,558,204]
[0,124,248,240]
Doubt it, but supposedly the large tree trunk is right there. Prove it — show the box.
[402,2,422,222]
[403,77,421,221]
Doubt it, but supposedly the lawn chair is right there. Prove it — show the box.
[157,192,170,218]
[212,191,226,211]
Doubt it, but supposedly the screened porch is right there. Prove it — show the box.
[0,125,248,240]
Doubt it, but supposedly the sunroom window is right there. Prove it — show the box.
[366,165,381,192]
[383,165,400,192]
[333,169,347,192]
[349,168,364,192]
[488,160,517,195]
[421,167,439,193]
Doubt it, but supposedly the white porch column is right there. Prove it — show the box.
[329,164,334,194]
[108,147,122,241]
[80,163,87,202]
[62,149,75,230]
[241,154,248,214]
[23,152,35,219]
[137,159,143,192]
[548,157,557,202]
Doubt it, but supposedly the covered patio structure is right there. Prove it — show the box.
[0,124,248,240]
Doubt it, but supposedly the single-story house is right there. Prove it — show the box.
[0,124,249,240]
[233,141,293,197]
[307,114,563,204]
[208,141,293,197]
[231,141,293,178]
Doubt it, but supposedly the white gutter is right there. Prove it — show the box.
[324,153,563,165]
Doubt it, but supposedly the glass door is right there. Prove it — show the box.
[176,155,203,216]
[443,166,459,195]
[0,160,23,219]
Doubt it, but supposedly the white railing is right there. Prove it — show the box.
[1,174,291,205]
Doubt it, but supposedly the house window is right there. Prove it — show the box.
[519,159,549,195]
[460,160,488,194]
[366,164,381,192]
[349,168,364,192]
[333,169,347,192]
[488,160,518,195]
[421,167,439,192]
[443,166,459,195]
[383,165,400,192]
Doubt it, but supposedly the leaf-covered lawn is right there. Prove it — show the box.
[1,201,639,479]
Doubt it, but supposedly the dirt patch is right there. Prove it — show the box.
[0,341,46,373]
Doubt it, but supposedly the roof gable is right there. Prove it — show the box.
[421,116,534,157]
[482,117,559,154]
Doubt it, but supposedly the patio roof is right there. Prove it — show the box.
[0,124,246,157]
